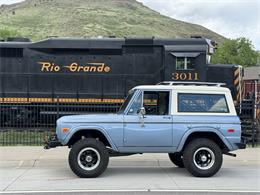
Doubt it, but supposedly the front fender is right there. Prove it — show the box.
[62,125,118,151]
[176,126,234,152]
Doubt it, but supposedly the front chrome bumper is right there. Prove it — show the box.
[44,134,62,149]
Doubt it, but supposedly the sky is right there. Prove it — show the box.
[137,0,260,50]
[0,0,259,50]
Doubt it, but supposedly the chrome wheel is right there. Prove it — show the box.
[193,147,215,170]
[77,147,100,171]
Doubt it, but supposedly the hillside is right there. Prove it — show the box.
[0,0,225,43]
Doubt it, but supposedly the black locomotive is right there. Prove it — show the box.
[0,37,242,126]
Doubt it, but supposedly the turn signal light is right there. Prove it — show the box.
[62,128,70,133]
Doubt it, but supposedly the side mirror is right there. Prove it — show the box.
[138,107,146,116]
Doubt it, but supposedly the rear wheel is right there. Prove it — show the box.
[69,138,109,178]
[168,152,184,168]
[183,138,223,177]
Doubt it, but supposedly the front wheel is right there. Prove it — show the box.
[183,138,223,177]
[69,138,109,178]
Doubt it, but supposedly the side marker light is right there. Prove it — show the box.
[62,128,70,133]
[227,129,235,133]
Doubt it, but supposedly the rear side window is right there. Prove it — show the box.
[178,93,229,113]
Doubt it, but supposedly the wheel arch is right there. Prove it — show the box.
[176,128,233,152]
[64,126,118,151]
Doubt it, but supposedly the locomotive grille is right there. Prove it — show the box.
[0,48,23,58]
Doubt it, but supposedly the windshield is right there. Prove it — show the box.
[117,89,136,114]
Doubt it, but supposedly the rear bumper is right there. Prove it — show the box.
[235,142,246,149]
[44,134,62,149]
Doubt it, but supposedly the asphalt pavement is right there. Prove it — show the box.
[0,146,259,194]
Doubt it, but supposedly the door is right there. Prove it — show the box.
[123,90,173,147]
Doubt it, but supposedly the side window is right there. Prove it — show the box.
[186,57,195,69]
[128,93,142,115]
[176,57,185,70]
[178,94,229,113]
[176,57,195,70]
[143,91,170,115]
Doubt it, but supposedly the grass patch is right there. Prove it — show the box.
[0,129,54,146]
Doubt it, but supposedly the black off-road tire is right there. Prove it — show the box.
[69,138,109,178]
[183,138,223,177]
[168,152,184,168]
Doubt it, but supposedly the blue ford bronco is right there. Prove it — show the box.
[45,82,246,178]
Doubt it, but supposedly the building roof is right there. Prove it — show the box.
[244,66,260,80]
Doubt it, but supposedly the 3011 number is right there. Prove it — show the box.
[172,72,199,81]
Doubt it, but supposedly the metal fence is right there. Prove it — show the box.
[239,99,260,147]
[0,98,122,145]
[0,97,259,146]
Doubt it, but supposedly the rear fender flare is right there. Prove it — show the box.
[176,127,234,152]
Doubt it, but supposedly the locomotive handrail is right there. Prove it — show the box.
[157,81,226,87]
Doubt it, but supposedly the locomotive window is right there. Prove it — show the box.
[176,57,195,70]
[176,57,185,70]
[178,93,229,113]
[186,57,195,69]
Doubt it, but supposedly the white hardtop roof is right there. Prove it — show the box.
[133,85,230,92]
